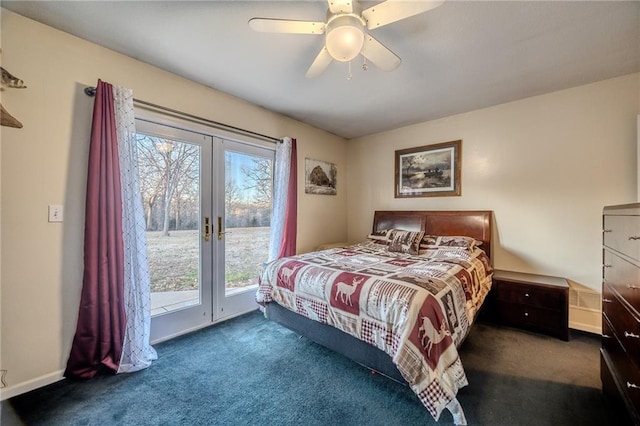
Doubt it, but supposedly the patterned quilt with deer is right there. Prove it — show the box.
[257,241,493,421]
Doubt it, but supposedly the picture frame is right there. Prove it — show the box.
[305,158,337,195]
[394,140,461,198]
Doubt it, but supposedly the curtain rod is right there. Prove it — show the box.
[84,86,282,144]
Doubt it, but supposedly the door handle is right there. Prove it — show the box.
[218,216,231,240]
[202,217,211,242]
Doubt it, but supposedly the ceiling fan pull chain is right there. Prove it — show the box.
[347,61,353,80]
[362,56,368,71]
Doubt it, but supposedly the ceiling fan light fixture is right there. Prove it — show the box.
[325,15,365,62]
[250,0,442,77]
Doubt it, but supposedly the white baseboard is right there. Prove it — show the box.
[0,369,64,401]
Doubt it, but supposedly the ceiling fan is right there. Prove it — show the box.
[249,0,445,78]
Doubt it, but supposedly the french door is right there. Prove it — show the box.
[135,119,274,343]
[216,139,274,316]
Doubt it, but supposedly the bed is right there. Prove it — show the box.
[257,210,493,424]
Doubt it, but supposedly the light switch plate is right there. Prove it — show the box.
[48,205,63,222]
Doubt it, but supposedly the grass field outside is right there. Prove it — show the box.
[146,227,270,293]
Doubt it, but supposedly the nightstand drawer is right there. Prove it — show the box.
[494,281,565,311]
[495,301,563,333]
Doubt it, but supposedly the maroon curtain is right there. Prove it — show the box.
[277,138,297,258]
[65,80,126,379]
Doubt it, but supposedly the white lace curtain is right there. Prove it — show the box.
[114,86,157,373]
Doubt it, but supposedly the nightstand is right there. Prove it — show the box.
[490,270,570,341]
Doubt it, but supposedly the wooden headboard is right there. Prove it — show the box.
[372,210,493,259]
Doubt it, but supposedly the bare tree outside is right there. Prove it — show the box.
[136,134,199,235]
[241,157,272,208]
[225,152,272,228]
[137,134,274,308]
[224,152,273,287]
[225,156,243,218]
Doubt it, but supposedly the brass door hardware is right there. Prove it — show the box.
[218,216,231,240]
[202,217,211,242]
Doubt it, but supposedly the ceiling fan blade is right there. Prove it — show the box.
[306,47,333,78]
[362,34,401,71]
[327,0,354,14]
[362,0,445,30]
[249,18,325,34]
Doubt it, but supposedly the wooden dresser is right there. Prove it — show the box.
[491,270,569,341]
[602,204,640,424]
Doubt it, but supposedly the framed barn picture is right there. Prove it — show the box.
[305,158,337,195]
[395,140,461,198]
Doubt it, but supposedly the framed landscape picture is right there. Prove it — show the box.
[305,158,337,195]
[395,140,461,198]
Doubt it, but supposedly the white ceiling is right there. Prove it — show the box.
[3,1,639,139]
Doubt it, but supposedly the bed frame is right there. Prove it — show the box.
[265,210,493,384]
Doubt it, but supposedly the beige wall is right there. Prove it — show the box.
[348,73,640,293]
[0,9,347,397]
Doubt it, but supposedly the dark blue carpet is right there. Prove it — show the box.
[2,310,625,425]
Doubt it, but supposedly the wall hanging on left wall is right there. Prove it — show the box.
[305,158,337,195]
[0,65,27,128]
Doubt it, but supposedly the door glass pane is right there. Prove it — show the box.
[224,150,272,294]
[136,133,202,315]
